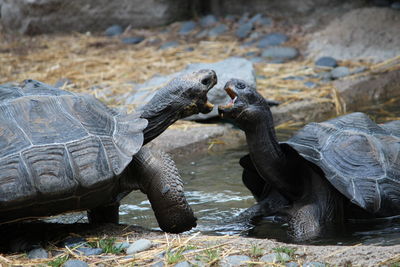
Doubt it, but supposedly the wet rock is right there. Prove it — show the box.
[331,66,350,79]
[76,247,103,256]
[104,25,124,36]
[160,41,180,50]
[174,261,191,267]
[63,259,89,267]
[260,252,291,263]
[392,2,400,9]
[221,255,251,266]
[200,15,218,27]
[258,33,289,48]
[27,247,48,259]
[126,239,152,255]
[122,36,145,45]
[303,262,326,267]
[304,81,317,88]
[208,24,229,37]
[235,22,253,39]
[262,47,299,60]
[315,57,338,68]
[125,57,255,120]
[179,21,197,35]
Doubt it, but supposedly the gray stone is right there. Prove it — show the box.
[196,29,209,38]
[262,47,299,60]
[208,24,228,37]
[152,262,165,267]
[114,242,130,250]
[258,33,289,48]
[179,21,197,35]
[304,81,317,88]
[122,36,145,45]
[174,261,191,267]
[303,262,326,267]
[317,71,333,81]
[350,67,367,75]
[126,239,152,255]
[331,66,350,79]
[283,76,305,81]
[200,15,218,27]
[392,2,400,9]
[27,248,48,259]
[260,253,291,263]
[315,57,337,68]
[1,0,190,35]
[104,25,124,37]
[124,57,256,120]
[286,262,300,267]
[63,259,89,267]
[249,57,264,63]
[160,41,180,50]
[76,247,103,256]
[221,255,251,266]
[235,22,253,39]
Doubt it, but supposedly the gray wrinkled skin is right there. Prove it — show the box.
[218,78,400,241]
[0,69,217,233]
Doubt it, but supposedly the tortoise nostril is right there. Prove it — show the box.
[201,77,211,86]
[236,82,246,89]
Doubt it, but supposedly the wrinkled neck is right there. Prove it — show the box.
[244,106,299,200]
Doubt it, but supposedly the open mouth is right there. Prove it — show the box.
[219,85,238,109]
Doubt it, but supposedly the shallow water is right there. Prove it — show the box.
[121,102,400,246]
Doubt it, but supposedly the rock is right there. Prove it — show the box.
[304,81,317,88]
[196,30,209,38]
[122,37,145,45]
[392,2,400,9]
[235,22,253,39]
[174,261,191,267]
[249,57,264,63]
[303,262,326,267]
[104,25,124,37]
[208,24,228,37]
[115,242,130,250]
[200,15,218,27]
[238,13,250,25]
[307,7,400,62]
[125,57,256,120]
[317,71,333,81]
[260,252,291,263]
[221,255,251,266]
[63,259,89,267]
[160,41,180,50]
[262,47,299,60]
[286,262,300,267]
[126,239,152,255]
[350,67,367,75]
[258,33,289,48]
[27,248,48,259]
[152,262,165,267]
[283,76,305,81]
[315,57,338,68]
[1,0,191,35]
[179,21,197,35]
[59,237,87,248]
[76,247,103,256]
[331,66,350,79]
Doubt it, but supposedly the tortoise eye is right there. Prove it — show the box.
[236,82,246,89]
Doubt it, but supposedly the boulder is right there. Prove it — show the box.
[125,57,256,120]
[0,0,190,35]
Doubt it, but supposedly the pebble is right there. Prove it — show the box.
[152,262,165,267]
[260,252,291,263]
[315,56,338,68]
[114,242,130,250]
[122,36,145,45]
[331,66,350,79]
[250,57,264,63]
[160,41,180,50]
[63,259,89,267]
[126,239,152,255]
[258,33,289,47]
[248,14,262,24]
[317,71,333,81]
[179,21,197,35]
[196,30,209,38]
[174,261,191,267]
[392,2,400,9]
[286,262,300,267]
[304,81,317,88]
[208,24,229,37]
[235,22,253,39]
[104,25,124,37]
[262,47,299,60]
[221,255,251,266]
[283,76,305,81]
[238,13,250,25]
[351,66,367,74]
[200,15,218,27]
[303,262,326,267]
[76,247,103,256]
[27,247,48,259]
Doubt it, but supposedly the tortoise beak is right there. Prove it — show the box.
[219,83,238,110]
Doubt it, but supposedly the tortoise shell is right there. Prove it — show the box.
[0,80,147,221]
[285,112,400,216]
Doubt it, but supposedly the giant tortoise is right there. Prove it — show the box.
[0,69,217,234]
[218,78,400,241]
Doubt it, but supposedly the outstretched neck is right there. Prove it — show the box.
[244,106,300,200]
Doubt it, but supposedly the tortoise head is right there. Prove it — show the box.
[218,78,270,129]
[141,69,217,144]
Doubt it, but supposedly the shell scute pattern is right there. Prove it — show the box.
[286,112,400,215]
